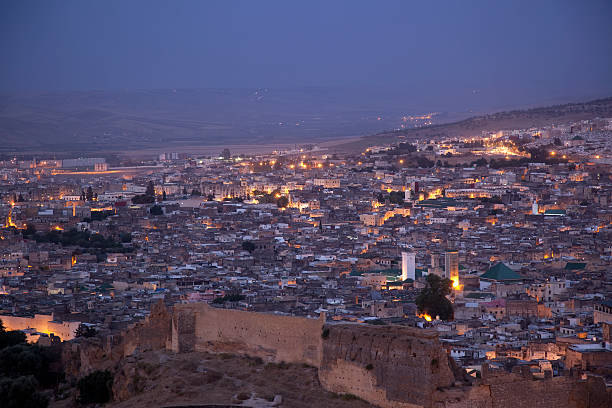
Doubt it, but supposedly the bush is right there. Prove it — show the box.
[0,343,62,388]
[149,205,163,216]
[0,376,48,408]
[321,328,330,339]
[0,329,26,350]
[0,345,47,379]
[75,324,97,338]
[77,370,113,404]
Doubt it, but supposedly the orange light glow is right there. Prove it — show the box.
[417,313,432,322]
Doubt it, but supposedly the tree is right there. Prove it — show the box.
[415,274,454,321]
[132,194,154,204]
[553,137,562,146]
[221,148,231,160]
[0,376,48,408]
[145,181,155,197]
[17,194,24,202]
[389,191,404,205]
[241,241,256,252]
[162,190,167,201]
[22,224,37,238]
[149,205,163,216]
[75,324,97,338]
[276,196,289,208]
[0,329,26,350]
[77,370,113,404]
[80,190,86,201]
[86,187,93,201]
[191,189,201,196]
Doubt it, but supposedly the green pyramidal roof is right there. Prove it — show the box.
[564,262,586,271]
[480,262,523,281]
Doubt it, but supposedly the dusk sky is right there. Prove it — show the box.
[1,0,612,106]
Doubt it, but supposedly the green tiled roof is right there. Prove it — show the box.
[543,209,566,216]
[564,262,586,271]
[480,262,523,281]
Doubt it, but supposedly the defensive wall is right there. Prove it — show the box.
[170,302,324,367]
[62,301,612,408]
[319,324,455,408]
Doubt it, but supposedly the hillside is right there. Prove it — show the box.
[0,88,408,154]
[333,96,612,152]
[50,349,374,408]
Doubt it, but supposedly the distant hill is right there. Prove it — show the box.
[333,97,612,152]
[0,88,416,154]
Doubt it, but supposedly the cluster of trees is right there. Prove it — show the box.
[74,324,97,338]
[149,205,163,216]
[26,228,126,250]
[76,370,113,404]
[0,320,111,406]
[415,274,454,321]
[22,227,132,262]
[252,190,289,208]
[0,320,62,408]
[376,191,406,205]
[82,209,115,223]
[241,241,256,253]
[212,292,246,304]
[393,142,417,153]
[414,156,435,168]
[132,181,156,204]
[79,187,97,202]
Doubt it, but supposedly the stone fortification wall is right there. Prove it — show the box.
[171,303,324,367]
[62,300,171,380]
[122,299,171,356]
[435,364,612,408]
[60,302,611,408]
[318,324,455,408]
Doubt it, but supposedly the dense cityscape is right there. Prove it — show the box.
[2,1,612,407]
[1,114,611,406]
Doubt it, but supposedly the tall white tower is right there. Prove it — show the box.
[401,252,415,281]
[532,201,539,215]
[404,188,412,202]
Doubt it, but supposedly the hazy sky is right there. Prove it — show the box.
[1,0,611,105]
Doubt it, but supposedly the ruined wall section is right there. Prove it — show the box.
[318,324,455,408]
[123,299,172,356]
[434,365,612,408]
[172,303,324,366]
[62,300,172,380]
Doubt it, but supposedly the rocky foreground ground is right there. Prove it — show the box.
[51,349,374,408]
